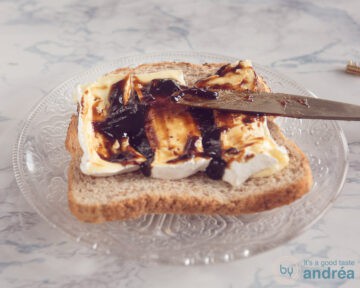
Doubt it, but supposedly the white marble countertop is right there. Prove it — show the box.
[1,0,360,287]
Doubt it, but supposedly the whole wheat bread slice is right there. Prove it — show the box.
[65,62,312,223]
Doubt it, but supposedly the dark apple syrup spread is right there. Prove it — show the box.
[92,66,262,180]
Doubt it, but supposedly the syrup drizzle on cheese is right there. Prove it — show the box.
[83,61,289,185]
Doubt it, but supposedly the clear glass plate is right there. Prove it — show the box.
[13,51,348,265]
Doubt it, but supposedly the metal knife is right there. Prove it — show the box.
[175,91,360,121]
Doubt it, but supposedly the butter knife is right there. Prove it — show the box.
[175,91,360,121]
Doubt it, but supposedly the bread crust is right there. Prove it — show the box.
[66,62,313,223]
[66,115,312,222]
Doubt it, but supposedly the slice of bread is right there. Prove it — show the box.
[65,62,312,223]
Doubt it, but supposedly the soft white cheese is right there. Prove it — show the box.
[221,125,289,187]
[223,154,277,187]
[77,73,141,176]
[201,60,289,186]
[78,115,139,176]
[77,62,289,187]
[134,70,211,180]
[78,69,193,177]
[222,133,289,187]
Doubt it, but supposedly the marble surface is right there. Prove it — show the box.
[1,0,360,287]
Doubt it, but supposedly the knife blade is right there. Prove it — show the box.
[174,91,360,121]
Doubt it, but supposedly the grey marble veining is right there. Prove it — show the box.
[1,0,360,287]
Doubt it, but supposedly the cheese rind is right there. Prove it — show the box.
[152,158,211,180]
